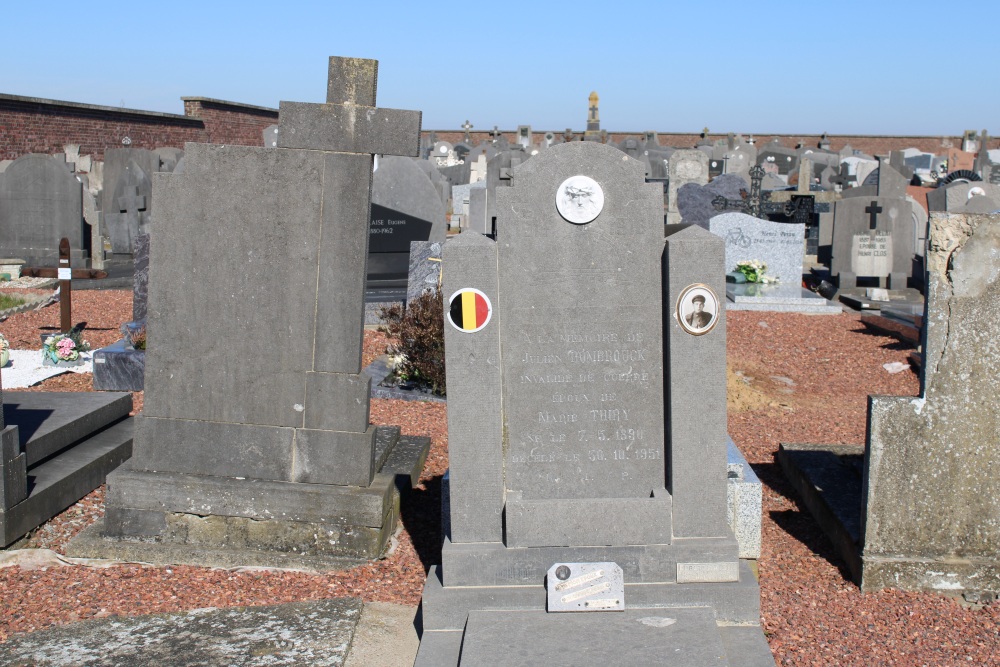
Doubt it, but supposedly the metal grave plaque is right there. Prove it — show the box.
[546,562,624,612]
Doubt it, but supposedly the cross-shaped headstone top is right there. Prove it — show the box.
[118,186,147,214]
[277,56,421,157]
[326,56,377,106]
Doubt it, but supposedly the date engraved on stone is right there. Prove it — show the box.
[547,562,624,612]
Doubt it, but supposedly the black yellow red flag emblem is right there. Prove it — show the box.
[448,288,492,333]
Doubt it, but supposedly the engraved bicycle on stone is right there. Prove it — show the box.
[725,227,752,249]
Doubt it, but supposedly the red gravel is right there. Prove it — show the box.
[1,296,998,665]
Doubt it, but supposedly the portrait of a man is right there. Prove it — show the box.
[685,294,713,329]
[678,285,719,335]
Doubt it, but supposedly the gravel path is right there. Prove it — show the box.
[1,293,998,665]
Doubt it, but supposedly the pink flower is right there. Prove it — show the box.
[57,338,75,351]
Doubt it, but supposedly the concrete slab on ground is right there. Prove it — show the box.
[0,598,419,667]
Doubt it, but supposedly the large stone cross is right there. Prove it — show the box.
[275,56,421,367]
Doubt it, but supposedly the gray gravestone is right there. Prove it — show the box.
[368,156,447,285]
[467,184,488,235]
[406,240,442,306]
[667,150,709,225]
[677,174,749,229]
[104,159,152,254]
[86,56,432,566]
[862,212,1000,594]
[709,212,804,283]
[415,141,772,667]
[831,196,914,288]
[0,154,87,267]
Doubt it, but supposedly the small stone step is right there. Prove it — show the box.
[2,417,133,545]
[373,425,401,473]
[4,391,132,466]
[380,435,431,490]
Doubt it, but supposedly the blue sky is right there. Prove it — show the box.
[5,1,998,136]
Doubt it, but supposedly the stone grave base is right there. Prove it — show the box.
[776,442,864,583]
[725,284,842,314]
[2,391,133,546]
[416,565,773,667]
[837,286,923,312]
[779,442,1000,596]
[860,303,923,346]
[67,427,430,569]
[0,598,362,666]
[92,339,145,391]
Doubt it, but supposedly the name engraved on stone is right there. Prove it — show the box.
[851,232,892,277]
[553,569,604,592]
[506,318,663,498]
[561,582,611,603]
[546,562,625,612]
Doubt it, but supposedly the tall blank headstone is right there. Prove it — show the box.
[91,57,431,565]
[0,155,88,267]
[862,212,1000,593]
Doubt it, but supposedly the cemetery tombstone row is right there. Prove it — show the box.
[414,142,773,666]
[70,57,431,566]
[0,154,89,268]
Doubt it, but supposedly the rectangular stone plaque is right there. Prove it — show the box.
[851,231,892,277]
[546,562,624,612]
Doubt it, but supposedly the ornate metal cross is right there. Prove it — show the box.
[462,120,473,143]
[712,165,769,218]
[712,164,829,222]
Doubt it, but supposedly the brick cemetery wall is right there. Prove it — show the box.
[0,93,277,161]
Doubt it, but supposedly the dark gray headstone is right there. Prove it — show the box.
[831,196,914,288]
[368,156,447,284]
[95,56,429,564]
[0,154,86,267]
[416,141,767,666]
[677,174,748,229]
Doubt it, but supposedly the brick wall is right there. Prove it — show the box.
[0,94,278,162]
[2,90,992,165]
[181,98,279,146]
[426,131,1000,158]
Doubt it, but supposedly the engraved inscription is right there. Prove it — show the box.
[505,318,664,499]
[851,231,892,277]
[547,562,625,613]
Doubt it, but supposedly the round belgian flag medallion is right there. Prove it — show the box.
[448,288,492,333]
